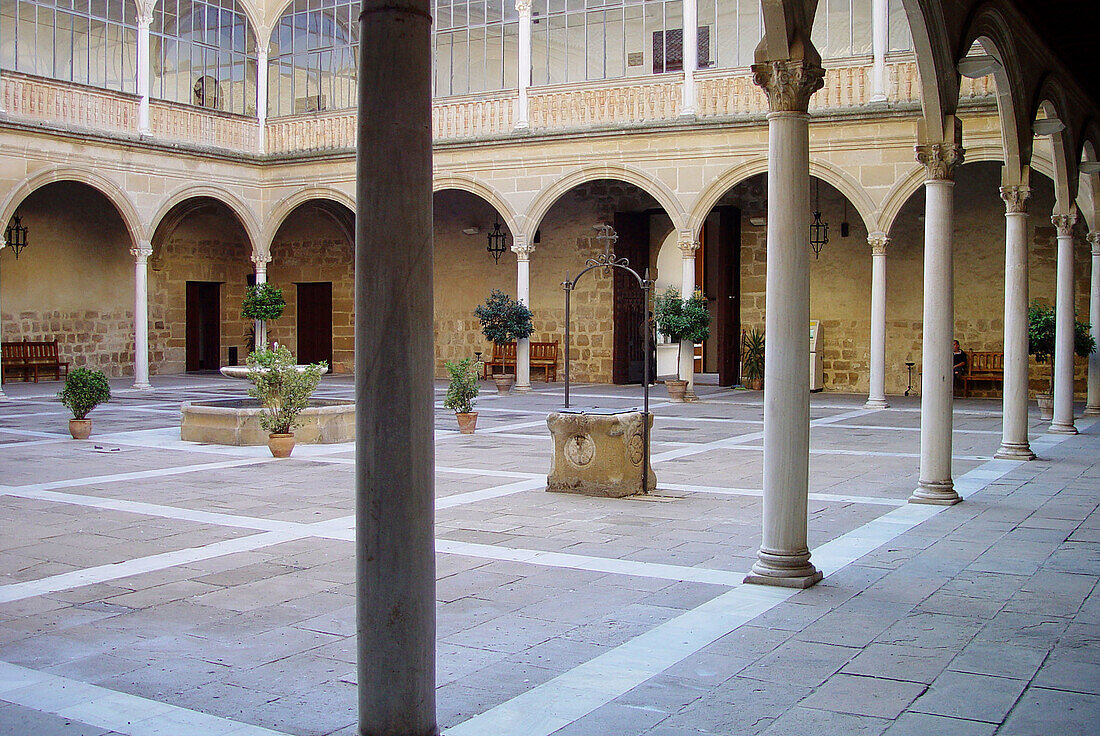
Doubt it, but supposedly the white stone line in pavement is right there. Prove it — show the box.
[0,427,68,439]
[435,539,745,586]
[436,478,546,509]
[717,444,990,461]
[443,426,1084,736]
[0,437,69,448]
[0,661,289,736]
[7,457,271,494]
[660,482,906,507]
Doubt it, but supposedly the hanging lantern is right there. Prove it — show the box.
[486,221,508,264]
[809,181,828,259]
[4,214,28,259]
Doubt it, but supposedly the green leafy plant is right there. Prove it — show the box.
[246,345,326,434]
[442,358,481,414]
[742,327,766,383]
[58,368,111,420]
[654,287,711,378]
[242,283,286,322]
[1027,302,1095,393]
[474,289,534,347]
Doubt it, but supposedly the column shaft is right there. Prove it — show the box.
[252,256,269,351]
[996,188,1034,458]
[355,1,437,734]
[870,0,888,103]
[257,47,269,152]
[678,233,698,398]
[0,246,7,400]
[137,16,151,134]
[681,0,697,116]
[514,238,533,392]
[1050,214,1078,433]
[1086,234,1100,415]
[516,1,532,129]
[131,244,153,390]
[865,233,889,408]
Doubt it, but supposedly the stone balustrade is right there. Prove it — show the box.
[1,72,138,135]
[528,76,682,129]
[148,100,259,152]
[266,110,356,155]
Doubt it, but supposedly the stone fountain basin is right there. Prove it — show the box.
[181,398,355,446]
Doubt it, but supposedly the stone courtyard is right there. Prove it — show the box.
[0,375,1097,735]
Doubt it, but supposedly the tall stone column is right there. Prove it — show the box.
[995,185,1035,458]
[744,59,824,589]
[1049,212,1078,434]
[864,232,889,409]
[515,0,531,130]
[0,240,7,400]
[681,0,698,116]
[137,12,152,135]
[257,43,269,152]
[252,253,270,350]
[678,231,700,399]
[870,0,888,103]
[1086,233,1100,416]
[356,1,437,734]
[909,141,963,505]
[513,235,534,392]
[131,242,153,390]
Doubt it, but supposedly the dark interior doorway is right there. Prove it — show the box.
[703,206,741,386]
[296,282,333,367]
[612,212,650,384]
[186,281,221,371]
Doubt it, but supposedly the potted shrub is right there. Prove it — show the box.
[742,327,765,390]
[654,287,711,401]
[1028,302,1096,419]
[474,289,534,394]
[58,368,111,439]
[242,283,286,351]
[443,357,481,433]
[246,345,326,457]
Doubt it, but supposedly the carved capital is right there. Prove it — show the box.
[251,253,272,268]
[750,60,824,113]
[511,239,535,261]
[867,232,889,256]
[677,232,700,257]
[999,185,1030,214]
[130,242,153,262]
[515,0,532,13]
[1051,212,1077,237]
[1088,232,1100,255]
[915,143,964,181]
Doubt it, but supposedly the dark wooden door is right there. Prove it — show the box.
[715,206,741,386]
[296,282,333,367]
[612,212,650,384]
[185,281,221,371]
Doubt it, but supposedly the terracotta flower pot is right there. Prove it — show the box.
[750,377,764,391]
[455,412,478,434]
[1036,393,1054,421]
[68,418,91,440]
[492,374,515,395]
[268,433,296,458]
[665,379,688,402]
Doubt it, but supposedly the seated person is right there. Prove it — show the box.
[953,340,967,379]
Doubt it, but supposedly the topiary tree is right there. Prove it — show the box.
[474,289,534,347]
[58,368,111,419]
[442,357,481,414]
[242,284,286,351]
[654,287,711,380]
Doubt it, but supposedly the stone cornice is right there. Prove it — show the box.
[1051,213,1077,237]
[999,185,1030,214]
[750,60,825,113]
[915,143,964,181]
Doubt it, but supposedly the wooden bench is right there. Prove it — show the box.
[1,339,70,383]
[959,351,1003,397]
[483,340,559,382]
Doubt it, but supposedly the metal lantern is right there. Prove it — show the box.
[486,221,508,264]
[4,214,28,259]
[810,181,828,259]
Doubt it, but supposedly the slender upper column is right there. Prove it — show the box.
[677,231,700,399]
[1086,232,1100,416]
[513,235,534,392]
[515,0,532,130]
[870,0,888,103]
[910,137,963,505]
[1049,212,1078,434]
[131,242,153,390]
[251,253,271,350]
[257,43,269,153]
[865,232,890,408]
[137,12,152,135]
[681,0,698,116]
[995,185,1035,459]
[0,239,7,400]
[744,58,824,589]
[355,1,437,734]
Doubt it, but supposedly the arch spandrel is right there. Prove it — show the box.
[149,185,262,257]
[433,176,521,240]
[521,165,688,244]
[0,167,145,247]
[265,186,356,248]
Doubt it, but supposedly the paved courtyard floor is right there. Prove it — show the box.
[0,374,1097,736]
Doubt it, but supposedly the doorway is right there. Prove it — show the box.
[186,281,221,371]
[296,282,333,367]
[612,212,650,384]
[703,206,741,386]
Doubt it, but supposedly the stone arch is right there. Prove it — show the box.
[266,186,356,249]
[0,167,144,247]
[1075,125,1100,231]
[433,175,520,239]
[1031,75,1078,210]
[522,164,687,242]
[150,185,261,256]
[900,0,960,143]
[688,157,878,236]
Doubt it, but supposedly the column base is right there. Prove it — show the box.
[1083,405,1100,416]
[994,443,1036,461]
[863,398,889,409]
[0,391,8,401]
[683,389,700,402]
[131,381,153,391]
[909,480,961,505]
[513,384,532,394]
[744,549,823,589]
[1048,422,1078,435]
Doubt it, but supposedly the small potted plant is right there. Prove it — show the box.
[474,289,534,394]
[246,345,326,457]
[654,287,711,401]
[58,367,111,439]
[443,357,481,433]
[1028,302,1095,419]
[242,283,286,351]
[742,327,765,391]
